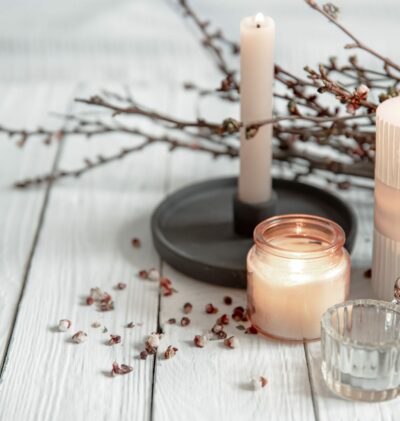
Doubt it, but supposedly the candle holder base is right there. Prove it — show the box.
[151,177,357,288]
[233,192,278,237]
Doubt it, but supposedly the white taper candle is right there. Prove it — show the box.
[238,13,275,204]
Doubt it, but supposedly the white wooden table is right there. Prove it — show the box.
[0,1,399,420]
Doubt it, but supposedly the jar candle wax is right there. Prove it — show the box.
[247,215,350,341]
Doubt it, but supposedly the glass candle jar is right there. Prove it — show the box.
[321,300,400,401]
[247,214,350,341]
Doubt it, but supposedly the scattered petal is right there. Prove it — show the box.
[250,376,268,390]
[108,334,121,345]
[164,345,178,359]
[194,335,208,348]
[131,238,141,248]
[72,331,87,344]
[223,296,233,305]
[183,302,193,314]
[111,362,133,376]
[58,319,71,332]
[139,350,149,360]
[205,303,218,314]
[224,336,240,349]
[180,317,191,327]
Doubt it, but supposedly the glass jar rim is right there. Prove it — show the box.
[253,214,346,259]
[321,299,400,349]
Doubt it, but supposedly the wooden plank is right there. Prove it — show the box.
[0,82,75,374]
[151,144,316,420]
[305,187,400,421]
[0,82,172,420]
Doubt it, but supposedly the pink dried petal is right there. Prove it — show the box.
[111,362,133,376]
[194,335,208,348]
[72,331,87,344]
[58,319,71,332]
[217,314,229,325]
[180,317,191,327]
[223,296,233,305]
[245,325,258,335]
[138,270,149,279]
[108,334,121,345]
[183,302,193,314]
[131,238,141,248]
[205,303,218,314]
[164,345,178,359]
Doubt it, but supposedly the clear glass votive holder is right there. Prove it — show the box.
[321,299,400,401]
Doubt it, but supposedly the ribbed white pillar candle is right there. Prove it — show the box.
[372,96,400,299]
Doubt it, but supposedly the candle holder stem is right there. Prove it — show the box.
[233,192,277,237]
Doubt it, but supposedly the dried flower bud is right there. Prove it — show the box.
[86,296,94,305]
[101,293,112,304]
[223,296,233,305]
[183,302,193,314]
[232,306,245,321]
[58,319,71,332]
[111,362,133,376]
[126,322,135,328]
[205,303,218,314]
[245,325,258,335]
[180,317,191,327]
[108,334,122,345]
[131,238,141,248]
[245,126,258,140]
[211,323,224,334]
[164,345,178,359]
[224,336,239,349]
[216,330,227,339]
[217,314,229,325]
[139,350,148,360]
[145,333,161,354]
[167,318,176,325]
[72,331,87,344]
[194,335,208,348]
[148,269,160,282]
[90,287,104,301]
[322,3,340,20]
[356,84,369,98]
[222,118,240,134]
[99,300,114,312]
[160,277,171,288]
[138,270,149,279]
[116,282,126,290]
[160,277,177,296]
[250,376,268,390]
[92,321,101,328]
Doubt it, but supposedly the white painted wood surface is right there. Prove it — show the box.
[0,0,399,420]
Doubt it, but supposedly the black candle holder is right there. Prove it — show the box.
[151,177,357,288]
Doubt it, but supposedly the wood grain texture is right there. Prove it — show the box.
[0,82,171,421]
[151,141,316,421]
[0,82,75,374]
[0,0,399,419]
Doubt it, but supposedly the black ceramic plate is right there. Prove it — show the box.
[152,177,357,288]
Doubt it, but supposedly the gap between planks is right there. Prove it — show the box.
[0,85,80,382]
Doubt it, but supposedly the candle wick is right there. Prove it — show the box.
[256,24,260,28]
